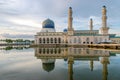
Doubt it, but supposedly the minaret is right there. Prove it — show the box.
[68,57,74,80]
[90,18,93,30]
[101,57,110,80]
[68,7,74,35]
[90,60,94,71]
[100,6,109,35]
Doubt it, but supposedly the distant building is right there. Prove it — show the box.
[110,36,120,44]
[34,6,120,45]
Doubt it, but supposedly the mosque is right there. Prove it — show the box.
[34,6,119,45]
[34,47,115,80]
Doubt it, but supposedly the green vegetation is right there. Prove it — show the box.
[5,46,13,50]
[0,39,34,44]
[5,39,13,43]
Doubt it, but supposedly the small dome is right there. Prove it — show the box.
[42,19,55,28]
[42,63,55,72]
[64,58,67,61]
[63,28,67,32]
[41,59,55,72]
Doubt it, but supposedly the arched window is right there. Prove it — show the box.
[78,38,81,43]
[51,38,53,43]
[105,39,107,42]
[58,48,61,53]
[43,48,45,54]
[74,48,76,54]
[43,38,45,43]
[47,38,49,43]
[54,48,57,54]
[39,38,41,43]
[74,38,76,43]
[78,49,81,54]
[69,39,71,43]
[50,49,53,54]
[39,49,41,53]
[86,37,89,44]
[94,37,98,43]
[99,37,102,42]
[86,49,89,54]
[58,38,61,43]
[47,49,49,54]
[55,38,57,43]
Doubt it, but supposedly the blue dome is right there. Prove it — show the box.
[42,19,54,28]
[63,28,67,32]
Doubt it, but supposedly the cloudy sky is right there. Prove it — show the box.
[0,0,120,39]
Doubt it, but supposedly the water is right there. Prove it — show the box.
[0,46,120,80]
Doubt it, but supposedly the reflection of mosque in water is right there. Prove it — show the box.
[35,47,115,80]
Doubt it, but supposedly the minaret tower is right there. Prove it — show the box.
[68,57,74,80]
[90,18,93,30]
[101,57,110,80]
[100,6,109,35]
[68,7,74,35]
[90,60,94,71]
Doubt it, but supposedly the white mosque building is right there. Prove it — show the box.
[34,6,118,45]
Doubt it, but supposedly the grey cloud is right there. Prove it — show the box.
[0,0,120,18]
[0,0,120,37]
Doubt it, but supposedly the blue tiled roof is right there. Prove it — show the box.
[42,19,54,28]
[63,28,67,32]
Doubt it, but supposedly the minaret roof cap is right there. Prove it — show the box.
[69,7,72,9]
[90,18,92,20]
[103,5,106,8]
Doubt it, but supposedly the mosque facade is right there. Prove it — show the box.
[35,47,112,78]
[34,6,119,45]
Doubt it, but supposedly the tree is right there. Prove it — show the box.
[5,39,13,43]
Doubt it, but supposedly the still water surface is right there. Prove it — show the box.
[0,46,120,80]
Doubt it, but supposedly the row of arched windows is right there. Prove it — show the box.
[71,37,93,44]
[39,38,61,44]
[39,37,105,44]
[39,48,61,54]
[73,37,104,44]
[73,38,81,43]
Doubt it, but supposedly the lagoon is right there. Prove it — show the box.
[0,46,120,80]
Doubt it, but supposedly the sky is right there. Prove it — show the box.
[0,0,120,39]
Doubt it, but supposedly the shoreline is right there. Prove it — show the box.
[0,44,30,46]
[30,44,120,49]
[1,43,120,50]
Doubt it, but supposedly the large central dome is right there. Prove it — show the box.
[42,19,54,28]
